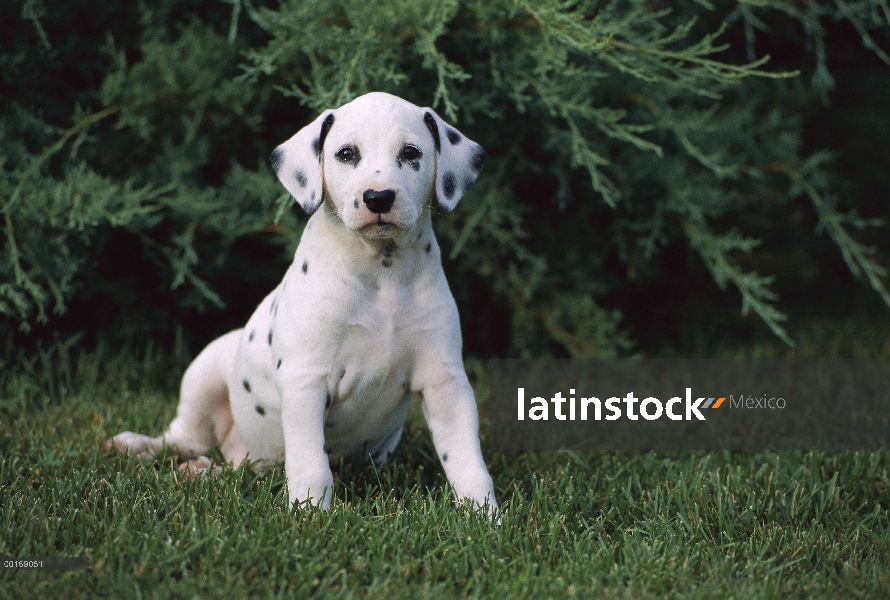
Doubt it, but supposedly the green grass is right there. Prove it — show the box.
[1,328,889,599]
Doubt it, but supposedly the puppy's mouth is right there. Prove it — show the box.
[357,219,401,238]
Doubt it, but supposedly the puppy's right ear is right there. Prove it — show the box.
[270,109,336,216]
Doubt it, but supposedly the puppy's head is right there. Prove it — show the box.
[271,92,485,239]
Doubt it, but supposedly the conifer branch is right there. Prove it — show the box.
[684,222,794,346]
[3,105,122,215]
[2,105,122,328]
[524,4,797,99]
[763,162,890,308]
[449,154,512,259]
[834,0,890,64]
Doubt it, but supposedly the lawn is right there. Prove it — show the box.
[1,319,889,598]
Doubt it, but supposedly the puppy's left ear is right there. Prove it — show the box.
[270,109,336,216]
[422,109,486,212]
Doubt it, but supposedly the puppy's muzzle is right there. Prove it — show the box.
[362,189,396,214]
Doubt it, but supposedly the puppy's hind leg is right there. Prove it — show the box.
[108,330,242,464]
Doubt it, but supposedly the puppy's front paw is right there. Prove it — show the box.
[104,431,161,459]
[288,471,335,510]
[177,456,220,478]
[452,474,498,519]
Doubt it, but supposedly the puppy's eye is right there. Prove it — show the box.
[335,146,359,163]
[399,145,421,161]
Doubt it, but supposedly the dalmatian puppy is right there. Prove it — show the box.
[107,92,497,513]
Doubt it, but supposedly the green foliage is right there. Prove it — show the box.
[2,0,889,355]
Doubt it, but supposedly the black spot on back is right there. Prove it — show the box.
[442,172,456,199]
[270,147,284,174]
[268,330,273,346]
[442,453,448,462]
[446,128,462,145]
[302,260,308,274]
[313,113,336,162]
[423,112,441,153]
[249,330,255,342]
[243,379,252,393]
[295,170,307,188]
[255,405,266,416]
[276,358,282,369]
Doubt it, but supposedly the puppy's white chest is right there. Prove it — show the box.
[228,266,422,463]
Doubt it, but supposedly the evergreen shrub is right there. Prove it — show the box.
[2,0,889,356]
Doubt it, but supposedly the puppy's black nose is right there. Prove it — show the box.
[362,189,396,214]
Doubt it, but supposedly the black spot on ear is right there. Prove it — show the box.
[464,176,476,193]
[423,112,441,153]
[470,146,486,173]
[442,172,456,199]
[302,260,308,274]
[255,405,265,416]
[446,128,462,145]
[268,330,273,346]
[277,358,282,369]
[270,147,285,174]
[243,379,252,393]
[313,113,336,162]
[442,453,448,462]
[425,242,431,254]
[249,330,255,342]
[295,171,307,188]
